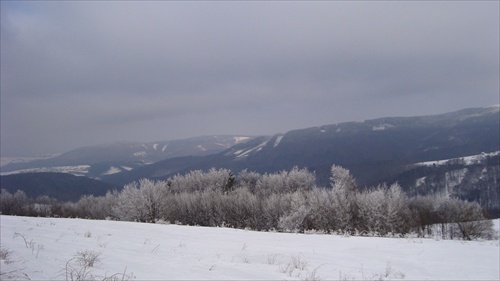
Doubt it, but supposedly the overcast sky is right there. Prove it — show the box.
[1,1,499,157]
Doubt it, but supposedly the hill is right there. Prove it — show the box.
[0,135,254,179]
[1,215,498,280]
[104,106,500,187]
[0,172,119,202]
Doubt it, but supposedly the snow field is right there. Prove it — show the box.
[1,215,499,280]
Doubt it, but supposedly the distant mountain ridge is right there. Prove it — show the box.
[0,135,254,178]
[0,172,118,202]
[104,106,499,187]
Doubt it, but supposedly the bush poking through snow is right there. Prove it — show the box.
[75,250,102,268]
[64,250,134,281]
[0,247,12,261]
[267,253,281,265]
[303,267,323,281]
[13,232,34,249]
[279,254,310,277]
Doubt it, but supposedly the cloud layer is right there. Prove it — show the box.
[1,1,499,156]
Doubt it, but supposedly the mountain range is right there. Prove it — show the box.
[1,135,253,178]
[103,106,500,185]
[1,106,499,211]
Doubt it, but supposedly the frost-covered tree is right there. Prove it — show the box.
[256,172,288,196]
[223,188,261,229]
[0,189,30,216]
[286,167,316,193]
[236,169,262,194]
[112,182,144,221]
[330,165,359,233]
[357,186,386,234]
[278,192,311,232]
[167,168,235,193]
[112,179,169,222]
[75,195,104,219]
[261,193,291,229]
[307,188,336,232]
[385,183,410,234]
[255,167,315,196]
[32,195,57,217]
[408,195,439,235]
[437,198,492,240]
[330,165,357,192]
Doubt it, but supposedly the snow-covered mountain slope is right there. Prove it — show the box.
[0,135,254,178]
[1,215,498,280]
[0,165,92,177]
[417,151,500,167]
[0,172,119,202]
[390,151,500,211]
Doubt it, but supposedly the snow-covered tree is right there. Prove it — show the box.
[255,167,315,196]
[438,198,492,240]
[286,166,316,193]
[307,188,336,232]
[167,168,235,193]
[385,183,410,234]
[112,179,169,222]
[330,165,359,233]
[236,169,262,194]
[330,165,357,192]
[356,186,386,234]
[0,189,30,216]
[278,191,311,232]
[256,171,288,196]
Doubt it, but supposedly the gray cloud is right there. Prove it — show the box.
[1,1,498,156]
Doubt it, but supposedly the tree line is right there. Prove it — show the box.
[0,165,493,240]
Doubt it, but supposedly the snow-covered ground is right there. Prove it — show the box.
[417,151,500,167]
[1,216,499,280]
[0,165,91,177]
[0,155,60,168]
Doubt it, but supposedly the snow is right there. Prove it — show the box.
[197,145,208,151]
[152,143,158,151]
[417,151,500,167]
[445,168,467,187]
[133,151,147,157]
[1,157,41,167]
[0,155,60,167]
[1,216,498,280]
[162,144,168,152]
[416,176,426,187]
[233,140,269,159]
[121,166,133,171]
[273,136,284,148]
[102,167,122,176]
[0,165,91,176]
[372,123,395,131]
[233,136,251,143]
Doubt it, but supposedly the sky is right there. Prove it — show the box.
[1,1,499,157]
